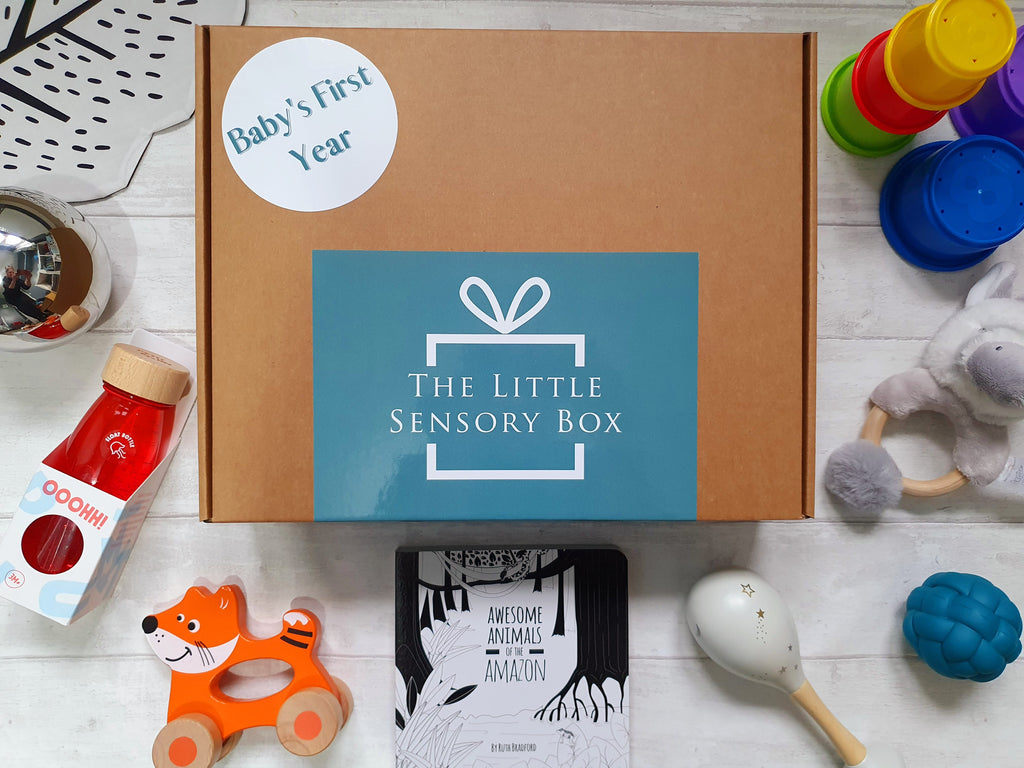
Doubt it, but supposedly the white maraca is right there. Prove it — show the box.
[685,569,903,768]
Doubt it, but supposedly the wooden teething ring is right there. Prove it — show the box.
[859,406,969,497]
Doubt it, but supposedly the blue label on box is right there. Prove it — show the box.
[312,251,699,520]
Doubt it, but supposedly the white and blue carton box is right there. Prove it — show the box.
[0,330,197,624]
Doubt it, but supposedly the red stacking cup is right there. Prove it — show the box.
[853,30,948,135]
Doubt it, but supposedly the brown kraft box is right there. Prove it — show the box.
[195,26,817,522]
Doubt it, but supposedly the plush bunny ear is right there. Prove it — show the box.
[966,262,1017,307]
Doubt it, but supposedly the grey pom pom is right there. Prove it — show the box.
[824,440,903,514]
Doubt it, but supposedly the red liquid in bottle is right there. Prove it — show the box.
[28,305,89,340]
[28,343,189,575]
[21,514,85,575]
[43,382,180,499]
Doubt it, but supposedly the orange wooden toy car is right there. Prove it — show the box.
[143,584,353,767]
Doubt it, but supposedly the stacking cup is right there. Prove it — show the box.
[879,136,1024,270]
[853,30,947,134]
[822,53,914,157]
[950,26,1024,148]
[885,0,1017,111]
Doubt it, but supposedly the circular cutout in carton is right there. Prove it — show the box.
[221,37,399,212]
[22,515,84,575]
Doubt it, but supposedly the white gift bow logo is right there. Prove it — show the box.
[460,276,550,334]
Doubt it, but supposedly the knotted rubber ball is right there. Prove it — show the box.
[903,572,1022,682]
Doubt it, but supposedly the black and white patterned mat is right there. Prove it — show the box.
[1,0,245,201]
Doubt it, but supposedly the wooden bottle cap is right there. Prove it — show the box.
[57,305,89,333]
[102,343,190,405]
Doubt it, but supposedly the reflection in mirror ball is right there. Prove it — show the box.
[0,188,111,352]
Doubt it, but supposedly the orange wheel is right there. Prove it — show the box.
[152,715,221,768]
[276,686,344,756]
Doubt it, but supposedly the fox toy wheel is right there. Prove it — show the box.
[332,676,355,724]
[276,686,344,756]
[218,731,242,761]
[152,714,222,768]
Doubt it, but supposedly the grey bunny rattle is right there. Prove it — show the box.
[826,261,1024,513]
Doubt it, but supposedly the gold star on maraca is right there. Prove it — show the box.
[757,609,765,618]
[741,584,755,597]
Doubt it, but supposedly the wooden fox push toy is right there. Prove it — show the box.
[143,584,353,767]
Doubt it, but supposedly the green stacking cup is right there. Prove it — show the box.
[822,53,915,157]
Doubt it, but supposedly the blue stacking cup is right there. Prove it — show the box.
[880,136,1024,271]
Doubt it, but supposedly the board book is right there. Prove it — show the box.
[395,547,629,768]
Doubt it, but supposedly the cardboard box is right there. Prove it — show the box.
[0,330,198,624]
[196,27,816,522]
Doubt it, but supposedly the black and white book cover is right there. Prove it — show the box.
[395,548,629,768]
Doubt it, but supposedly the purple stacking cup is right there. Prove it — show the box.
[950,26,1024,149]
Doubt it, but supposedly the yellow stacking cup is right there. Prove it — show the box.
[885,0,1017,111]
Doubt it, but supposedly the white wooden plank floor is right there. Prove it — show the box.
[2,1,1024,766]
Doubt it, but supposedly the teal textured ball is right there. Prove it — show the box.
[903,572,1022,682]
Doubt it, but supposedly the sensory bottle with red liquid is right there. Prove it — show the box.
[21,343,190,576]
[27,305,89,340]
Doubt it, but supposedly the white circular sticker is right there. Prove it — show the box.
[221,37,398,212]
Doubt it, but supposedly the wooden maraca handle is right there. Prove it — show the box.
[860,406,969,497]
[790,680,867,767]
